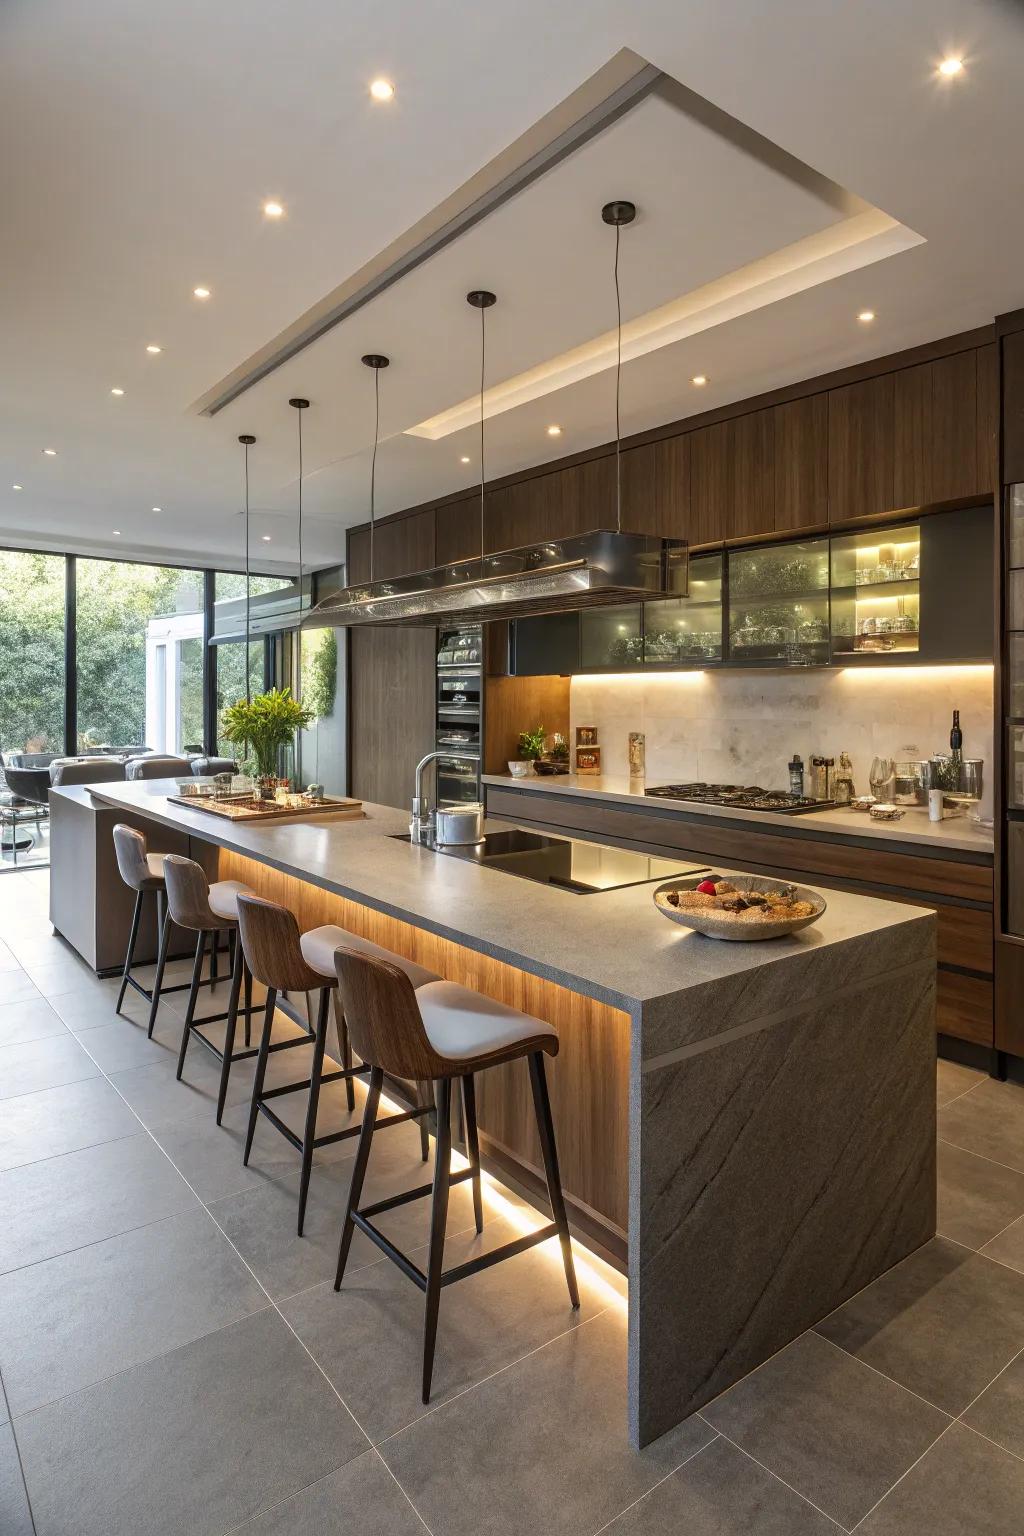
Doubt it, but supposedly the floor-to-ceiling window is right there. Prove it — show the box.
[75,560,203,752]
[212,573,292,755]
[0,549,67,758]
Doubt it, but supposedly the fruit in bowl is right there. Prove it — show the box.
[654,873,826,941]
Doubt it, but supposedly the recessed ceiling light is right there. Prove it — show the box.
[858,309,876,323]
[43,448,57,456]
[691,374,708,386]
[938,56,964,77]
[460,455,471,464]
[193,286,211,299]
[151,506,162,513]
[261,535,271,542]
[369,78,395,101]
[112,530,121,536]
[263,200,284,219]
[12,484,22,491]
[546,425,562,437]
[146,344,162,355]
[110,387,124,396]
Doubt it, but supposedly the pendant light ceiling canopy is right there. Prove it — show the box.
[305,199,686,630]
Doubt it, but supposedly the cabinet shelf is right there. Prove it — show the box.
[729,587,829,606]
[831,577,920,598]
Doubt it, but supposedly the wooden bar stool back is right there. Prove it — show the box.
[111,824,169,1018]
[236,894,416,1235]
[158,854,259,1124]
[332,946,579,1403]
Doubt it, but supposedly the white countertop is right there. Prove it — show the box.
[481,773,994,856]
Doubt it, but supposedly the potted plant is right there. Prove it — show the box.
[220,687,314,793]
[510,724,545,779]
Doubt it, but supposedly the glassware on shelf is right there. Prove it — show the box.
[727,538,830,665]
[831,522,920,659]
[644,551,723,664]
[869,756,895,800]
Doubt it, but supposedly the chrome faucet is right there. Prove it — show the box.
[411,750,481,845]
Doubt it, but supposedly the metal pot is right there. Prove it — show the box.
[434,802,485,846]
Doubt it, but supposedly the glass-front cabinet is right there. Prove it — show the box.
[830,522,920,660]
[644,552,723,666]
[727,539,830,664]
[580,605,644,669]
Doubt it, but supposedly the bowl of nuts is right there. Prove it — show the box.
[653,874,826,941]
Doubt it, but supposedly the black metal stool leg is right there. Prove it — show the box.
[175,930,208,1079]
[461,1074,484,1235]
[243,958,253,1048]
[418,1081,431,1162]
[216,934,245,1126]
[422,1077,453,1404]
[243,987,278,1166]
[297,988,331,1236]
[528,1052,579,1308]
[335,1065,384,1289]
[330,991,356,1113]
[116,890,144,1015]
[147,907,172,1039]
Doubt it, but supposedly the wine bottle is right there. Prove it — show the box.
[950,709,963,792]
[950,710,963,753]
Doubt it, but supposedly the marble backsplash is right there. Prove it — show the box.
[570,666,995,810]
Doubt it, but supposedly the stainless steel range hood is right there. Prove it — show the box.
[304,529,687,629]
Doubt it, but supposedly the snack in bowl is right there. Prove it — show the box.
[655,874,825,940]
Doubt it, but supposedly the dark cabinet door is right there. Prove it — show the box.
[621,434,691,538]
[976,342,998,497]
[918,503,994,663]
[346,527,370,584]
[689,421,730,544]
[435,498,479,565]
[774,394,828,532]
[346,510,434,583]
[485,465,583,552]
[895,352,981,507]
[690,413,774,543]
[1003,331,1024,486]
[510,612,581,675]
[828,374,895,522]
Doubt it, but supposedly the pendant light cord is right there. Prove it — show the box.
[614,219,622,535]
[243,439,251,703]
[370,364,380,583]
[296,407,303,617]
[478,302,486,570]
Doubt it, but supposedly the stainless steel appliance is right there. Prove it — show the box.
[398,826,707,894]
[434,802,485,846]
[435,625,483,807]
[645,782,836,814]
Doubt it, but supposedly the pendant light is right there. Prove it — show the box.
[304,199,685,628]
[361,354,390,581]
[467,290,496,574]
[238,433,256,700]
[288,397,309,623]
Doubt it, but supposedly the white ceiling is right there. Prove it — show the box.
[1,0,1022,573]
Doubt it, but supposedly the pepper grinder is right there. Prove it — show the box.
[788,754,805,796]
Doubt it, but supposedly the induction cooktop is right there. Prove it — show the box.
[396,828,707,894]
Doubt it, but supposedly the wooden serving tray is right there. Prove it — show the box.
[166,793,364,824]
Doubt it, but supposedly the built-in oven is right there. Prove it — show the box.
[436,626,483,807]
[437,669,482,720]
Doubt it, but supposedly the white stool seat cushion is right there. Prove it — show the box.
[300,925,440,991]
[208,879,254,922]
[415,980,557,1063]
[145,852,167,882]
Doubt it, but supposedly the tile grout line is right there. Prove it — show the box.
[702,1422,852,1532]
[936,1076,990,1110]
[813,1330,955,1422]
[956,1417,1024,1468]
[846,1421,956,1532]
[587,1433,721,1536]
[935,1231,1024,1282]
[938,1134,1024,1180]
[0,1369,38,1536]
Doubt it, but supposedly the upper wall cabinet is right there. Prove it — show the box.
[773,394,828,533]
[1003,332,1024,486]
[828,375,895,522]
[347,509,435,584]
[620,435,691,539]
[894,351,981,508]
[690,408,774,543]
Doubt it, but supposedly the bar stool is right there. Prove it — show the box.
[235,895,441,1235]
[111,824,207,1019]
[332,947,579,1403]
[155,855,264,1125]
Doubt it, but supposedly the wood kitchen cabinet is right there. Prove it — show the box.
[894,351,981,507]
[1003,330,1024,486]
[435,497,479,565]
[828,374,895,522]
[690,408,774,545]
[346,508,434,583]
[774,394,828,532]
[485,464,584,551]
[620,435,691,539]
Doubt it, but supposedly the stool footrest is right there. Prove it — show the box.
[189,1026,259,1067]
[257,1102,304,1153]
[352,1213,427,1291]
[359,1166,475,1221]
[440,1224,558,1287]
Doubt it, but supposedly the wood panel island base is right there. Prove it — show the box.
[72,782,937,1449]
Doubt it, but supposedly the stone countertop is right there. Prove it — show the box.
[481,772,994,857]
[68,781,935,1027]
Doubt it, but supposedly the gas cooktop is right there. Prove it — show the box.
[644,782,835,814]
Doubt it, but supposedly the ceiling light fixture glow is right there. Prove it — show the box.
[151,506,161,513]
[546,424,562,437]
[263,200,284,219]
[43,448,57,456]
[262,535,271,542]
[369,78,395,101]
[146,344,162,354]
[193,286,210,299]
[858,309,876,322]
[110,387,125,396]
[938,56,964,77]
[12,484,22,491]
[112,530,121,536]
[460,455,471,464]
[691,374,707,386]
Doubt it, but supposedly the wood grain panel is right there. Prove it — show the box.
[893,362,931,509]
[931,349,979,501]
[937,971,993,1047]
[483,675,570,774]
[1002,330,1024,486]
[975,343,998,497]
[995,937,1024,1056]
[689,421,730,544]
[347,509,435,583]
[621,435,691,539]
[730,408,775,538]
[774,394,828,532]
[349,626,435,810]
[212,849,631,1234]
[828,374,895,522]
[435,497,478,565]
[485,465,584,551]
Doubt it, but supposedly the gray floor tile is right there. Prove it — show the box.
[939,1078,1024,1174]
[0,940,21,971]
[0,1206,268,1414]
[936,1057,986,1107]
[21,957,105,997]
[211,1127,477,1302]
[72,1016,177,1073]
[228,1450,426,1536]
[937,1140,1024,1249]
[0,1074,140,1172]
[816,1237,1024,1414]
[702,1331,947,1529]
[0,971,42,1005]
[0,1132,197,1273]
[0,1423,33,1536]
[381,1311,713,1536]
[983,1213,1024,1275]
[16,1308,368,1536]
[602,1433,839,1534]
[961,1348,1024,1461]
[107,1051,254,1128]
[857,1422,1024,1535]
[0,996,68,1047]
[48,984,147,1030]
[0,1030,99,1099]
[282,1212,605,1443]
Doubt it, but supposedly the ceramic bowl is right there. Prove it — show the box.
[653,875,826,942]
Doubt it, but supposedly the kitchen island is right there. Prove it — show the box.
[53,779,937,1448]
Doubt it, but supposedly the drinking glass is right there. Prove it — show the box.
[869,756,894,799]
